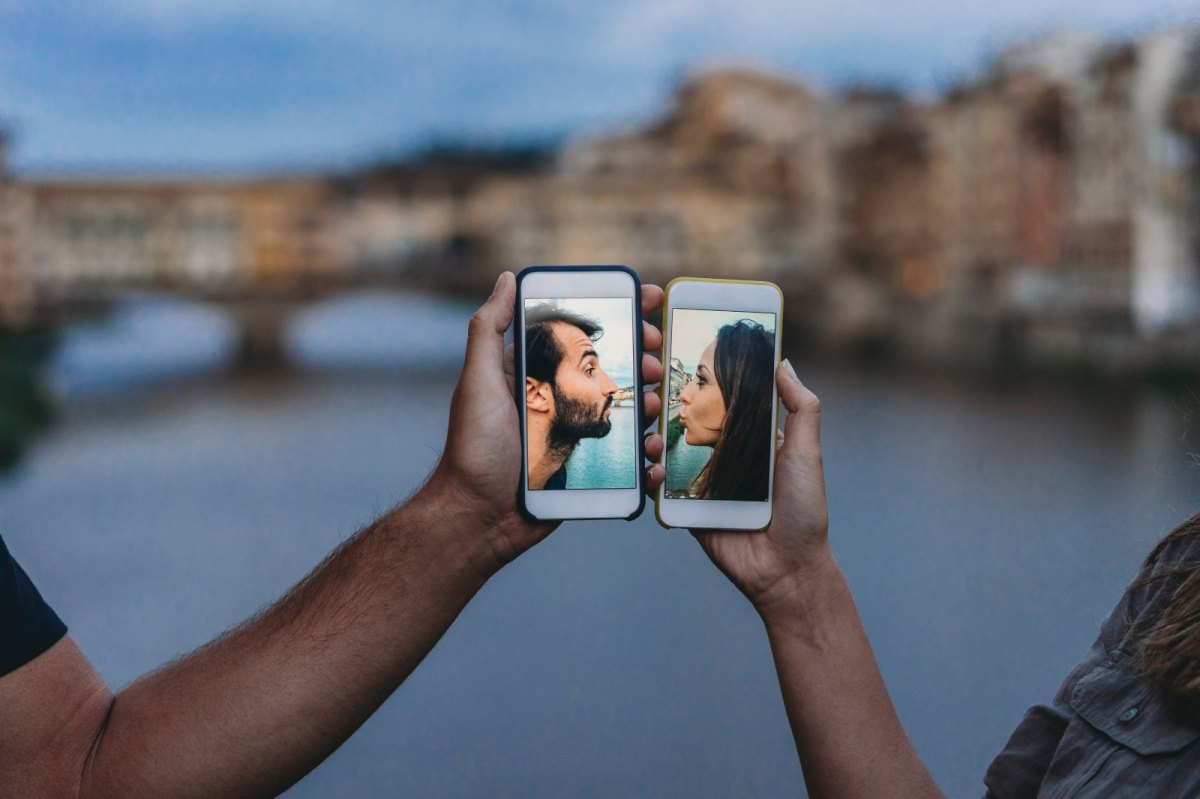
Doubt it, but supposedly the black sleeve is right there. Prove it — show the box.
[0,535,67,677]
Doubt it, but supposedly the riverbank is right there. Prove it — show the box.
[0,326,55,472]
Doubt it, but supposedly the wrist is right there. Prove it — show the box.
[408,464,547,579]
[400,473,506,584]
[752,545,846,628]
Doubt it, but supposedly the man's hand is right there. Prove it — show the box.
[432,271,667,569]
[0,272,670,799]
[691,359,831,616]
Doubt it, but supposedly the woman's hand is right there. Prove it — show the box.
[693,363,946,798]
[691,359,832,617]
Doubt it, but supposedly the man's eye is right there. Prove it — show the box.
[587,367,595,376]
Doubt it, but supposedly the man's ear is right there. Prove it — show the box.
[525,377,553,413]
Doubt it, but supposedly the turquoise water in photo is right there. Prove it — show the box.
[664,435,712,495]
[564,405,638,489]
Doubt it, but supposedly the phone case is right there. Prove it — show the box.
[654,277,785,530]
[515,265,646,521]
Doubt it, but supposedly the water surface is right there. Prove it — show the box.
[565,405,639,490]
[3,292,1199,797]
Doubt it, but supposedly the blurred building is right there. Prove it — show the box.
[0,132,34,324]
[329,145,550,290]
[918,61,1078,362]
[824,89,939,347]
[24,175,338,300]
[1126,30,1200,334]
[469,68,838,288]
[888,30,1200,369]
[835,90,936,287]
[930,39,1095,299]
[9,31,1200,375]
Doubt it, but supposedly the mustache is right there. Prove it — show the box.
[602,395,614,413]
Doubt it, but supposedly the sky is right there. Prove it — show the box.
[2,1,1199,172]
[670,309,776,372]
[525,297,635,387]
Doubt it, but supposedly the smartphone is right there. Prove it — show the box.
[516,266,646,521]
[655,278,783,530]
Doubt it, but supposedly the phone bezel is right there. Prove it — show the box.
[516,265,646,521]
[655,278,782,531]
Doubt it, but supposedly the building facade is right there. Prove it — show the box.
[25,175,339,298]
[9,32,1200,373]
[471,68,838,289]
[0,132,34,324]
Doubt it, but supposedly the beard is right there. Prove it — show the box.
[548,386,613,452]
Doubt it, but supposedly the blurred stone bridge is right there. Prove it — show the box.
[6,173,488,367]
[36,270,449,368]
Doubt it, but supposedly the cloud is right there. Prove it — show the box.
[593,0,1200,89]
[2,1,1198,169]
[90,0,345,33]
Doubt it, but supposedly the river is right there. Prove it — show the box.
[2,291,1198,797]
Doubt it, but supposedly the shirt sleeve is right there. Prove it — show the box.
[982,517,1200,798]
[0,535,67,677]
[981,637,1101,798]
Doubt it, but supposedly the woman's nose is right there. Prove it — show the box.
[679,381,694,404]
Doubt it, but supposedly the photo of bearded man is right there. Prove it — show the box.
[523,300,636,490]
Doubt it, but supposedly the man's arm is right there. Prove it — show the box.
[0,272,668,798]
[692,361,943,799]
[2,484,500,798]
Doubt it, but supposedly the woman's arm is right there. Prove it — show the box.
[758,554,944,798]
[693,361,943,799]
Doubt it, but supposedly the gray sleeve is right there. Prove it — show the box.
[981,632,1105,799]
[981,536,1164,799]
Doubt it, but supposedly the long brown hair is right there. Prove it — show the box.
[692,320,775,501]
[1137,513,1200,721]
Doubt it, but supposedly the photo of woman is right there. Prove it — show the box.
[664,310,776,501]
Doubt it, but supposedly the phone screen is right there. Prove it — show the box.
[664,308,777,502]
[523,297,637,491]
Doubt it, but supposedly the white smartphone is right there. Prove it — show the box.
[516,266,646,521]
[655,278,783,530]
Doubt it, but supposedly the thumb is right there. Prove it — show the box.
[463,272,516,378]
[777,359,822,463]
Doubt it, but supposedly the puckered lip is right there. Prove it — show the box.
[679,411,689,426]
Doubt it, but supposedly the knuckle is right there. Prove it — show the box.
[467,311,489,336]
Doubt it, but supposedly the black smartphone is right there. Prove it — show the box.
[515,265,645,521]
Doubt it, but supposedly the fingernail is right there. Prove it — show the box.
[491,272,505,295]
[782,358,799,383]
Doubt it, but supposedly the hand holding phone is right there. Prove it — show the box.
[434,270,664,568]
[690,358,833,615]
[517,266,648,521]
[656,278,783,530]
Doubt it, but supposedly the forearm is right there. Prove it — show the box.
[759,554,944,799]
[80,478,499,799]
